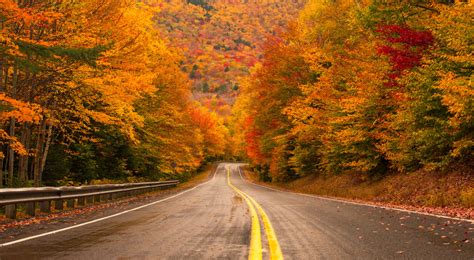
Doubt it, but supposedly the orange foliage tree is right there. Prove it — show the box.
[0,0,228,186]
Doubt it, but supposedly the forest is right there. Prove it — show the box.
[0,0,473,195]
[233,0,473,184]
[154,0,304,116]
[0,0,229,187]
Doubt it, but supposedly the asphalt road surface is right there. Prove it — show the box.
[0,163,473,259]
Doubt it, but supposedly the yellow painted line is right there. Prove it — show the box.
[227,168,262,260]
[243,191,284,260]
[227,167,284,260]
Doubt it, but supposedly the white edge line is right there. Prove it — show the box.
[237,166,474,224]
[0,168,219,247]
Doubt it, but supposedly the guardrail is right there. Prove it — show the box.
[0,180,179,219]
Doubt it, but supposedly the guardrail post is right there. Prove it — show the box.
[94,195,101,203]
[40,201,51,213]
[77,197,85,206]
[54,200,64,210]
[25,202,36,216]
[5,204,16,219]
[66,199,75,209]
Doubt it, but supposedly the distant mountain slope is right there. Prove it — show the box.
[153,0,305,115]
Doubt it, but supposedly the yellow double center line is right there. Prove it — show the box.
[226,167,283,260]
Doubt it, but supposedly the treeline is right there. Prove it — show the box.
[233,0,473,181]
[0,0,228,187]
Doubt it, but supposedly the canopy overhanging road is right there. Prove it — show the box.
[0,163,473,259]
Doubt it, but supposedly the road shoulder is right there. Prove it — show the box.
[0,166,216,244]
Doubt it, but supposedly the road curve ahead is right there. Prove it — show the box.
[0,163,473,259]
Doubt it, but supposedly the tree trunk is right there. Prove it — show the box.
[33,119,46,187]
[39,122,53,183]
[24,124,31,182]
[18,123,29,183]
[8,117,16,187]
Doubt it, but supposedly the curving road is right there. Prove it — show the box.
[0,163,473,259]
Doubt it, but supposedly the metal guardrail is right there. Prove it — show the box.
[0,180,179,219]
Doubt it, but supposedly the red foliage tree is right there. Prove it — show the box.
[376,24,434,83]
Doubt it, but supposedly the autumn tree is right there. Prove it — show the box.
[233,0,473,180]
[1,0,227,186]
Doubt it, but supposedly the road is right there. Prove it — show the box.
[0,163,473,259]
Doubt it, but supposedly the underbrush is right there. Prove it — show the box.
[245,163,474,209]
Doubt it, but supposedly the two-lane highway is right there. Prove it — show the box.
[228,164,474,259]
[0,163,473,259]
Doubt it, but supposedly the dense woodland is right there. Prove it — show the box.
[0,0,228,187]
[233,0,473,181]
[0,0,473,188]
[154,0,304,116]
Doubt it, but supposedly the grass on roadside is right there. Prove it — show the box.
[177,164,215,189]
